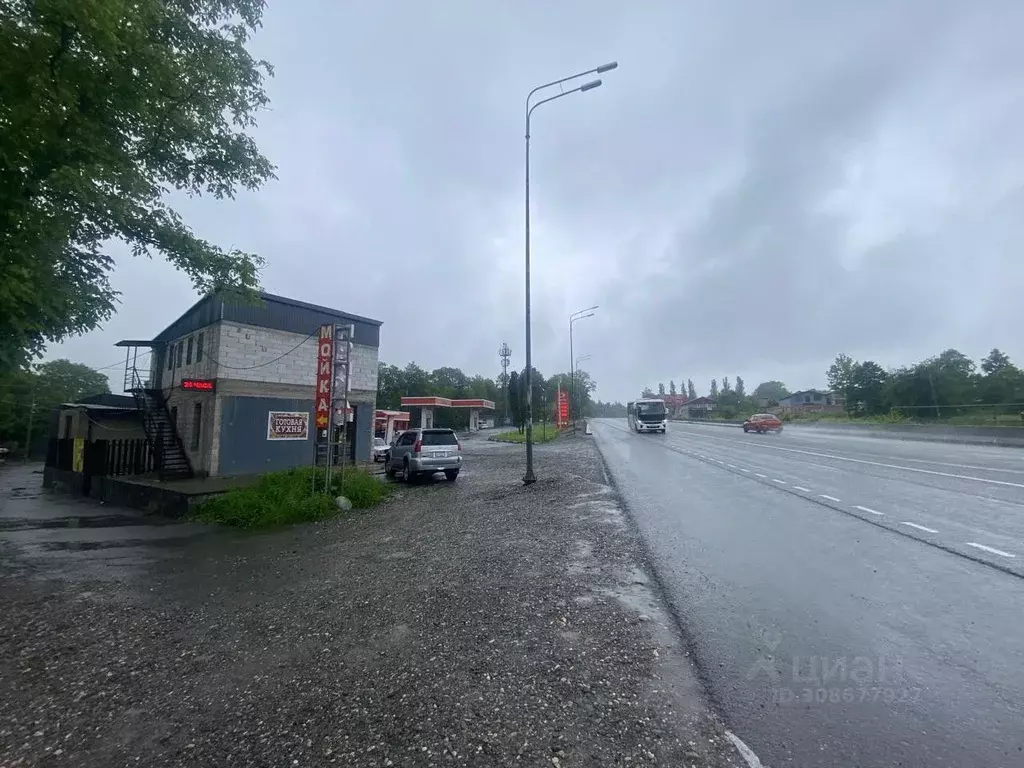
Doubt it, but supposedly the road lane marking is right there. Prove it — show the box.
[854,505,885,516]
[819,494,842,502]
[966,542,1016,558]
[740,468,750,473]
[772,478,786,484]
[755,473,768,478]
[900,522,938,533]
[668,429,1024,489]
[727,463,737,468]
[793,486,811,492]
[725,730,766,768]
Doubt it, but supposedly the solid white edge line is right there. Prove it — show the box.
[900,521,938,534]
[965,542,1016,558]
[854,505,885,516]
[725,730,767,768]
[793,486,811,492]
[819,494,842,502]
[755,473,768,478]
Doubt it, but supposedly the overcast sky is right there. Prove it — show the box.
[50,1,1024,403]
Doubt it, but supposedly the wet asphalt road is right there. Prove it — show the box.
[592,419,1024,768]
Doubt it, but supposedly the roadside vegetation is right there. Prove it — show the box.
[645,348,1024,428]
[193,466,392,529]
[491,424,561,443]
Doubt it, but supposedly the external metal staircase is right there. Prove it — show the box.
[125,367,193,481]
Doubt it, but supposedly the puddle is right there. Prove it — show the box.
[0,514,177,531]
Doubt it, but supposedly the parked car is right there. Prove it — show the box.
[371,437,389,462]
[386,427,462,482]
[743,413,783,434]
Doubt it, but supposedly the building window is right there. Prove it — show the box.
[176,343,183,368]
[191,403,202,450]
[186,336,194,364]
[167,345,174,370]
[196,332,204,362]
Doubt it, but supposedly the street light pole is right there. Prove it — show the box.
[523,61,617,485]
[569,306,597,434]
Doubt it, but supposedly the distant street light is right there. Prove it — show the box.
[569,307,598,434]
[523,62,617,485]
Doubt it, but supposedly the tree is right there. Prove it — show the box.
[669,380,677,396]
[0,0,276,373]
[735,376,746,398]
[752,381,789,402]
[722,376,731,392]
[849,361,887,415]
[507,371,522,431]
[826,353,857,404]
[658,382,666,396]
[982,348,1012,376]
[0,359,110,453]
[710,379,719,399]
[687,379,697,400]
[641,387,655,398]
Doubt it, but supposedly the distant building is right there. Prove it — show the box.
[685,396,716,419]
[777,389,840,412]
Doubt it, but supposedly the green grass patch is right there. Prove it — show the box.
[192,465,392,529]
[491,424,560,443]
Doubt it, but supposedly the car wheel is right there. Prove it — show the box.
[402,460,413,483]
[743,427,749,433]
[385,460,396,478]
[444,469,459,481]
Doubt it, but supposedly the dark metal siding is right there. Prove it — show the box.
[153,292,382,348]
[218,395,314,476]
[222,293,381,348]
[216,395,374,475]
[153,295,223,344]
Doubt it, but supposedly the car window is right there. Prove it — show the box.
[373,438,385,446]
[399,432,415,446]
[422,430,458,446]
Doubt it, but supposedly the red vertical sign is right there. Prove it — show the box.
[314,324,335,430]
[556,388,569,428]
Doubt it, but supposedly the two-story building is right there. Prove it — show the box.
[118,292,381,477]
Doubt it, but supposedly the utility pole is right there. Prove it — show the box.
[499,341,511,426]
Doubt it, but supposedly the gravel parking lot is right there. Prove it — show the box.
[0,435,741,767]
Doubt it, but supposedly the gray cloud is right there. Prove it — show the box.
[50,1,1024,403]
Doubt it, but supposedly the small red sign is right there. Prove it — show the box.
[181,378,215,392]
[314,325,335,429]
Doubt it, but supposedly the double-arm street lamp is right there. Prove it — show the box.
[523,61,618,485]
[569,306,597,433]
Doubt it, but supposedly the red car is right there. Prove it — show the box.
[743,413,783,434]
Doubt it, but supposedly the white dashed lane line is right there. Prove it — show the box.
[855,505,885,516]
[966,542,1016,558]
[656,429,1023,570]
[900,521,939,534]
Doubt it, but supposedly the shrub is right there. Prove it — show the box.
[193,466,391,529]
